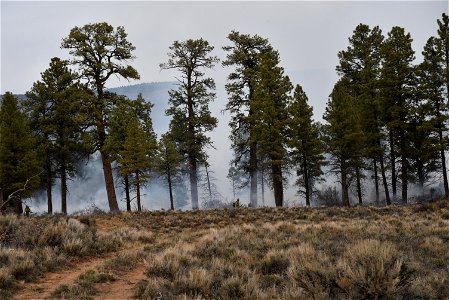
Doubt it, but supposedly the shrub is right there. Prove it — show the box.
[258,252,290,275]
[337,239,414,299]
[288,243,340,298]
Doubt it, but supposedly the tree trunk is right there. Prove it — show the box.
[100,150,119,212]
[61,165,67,215]
[168,170,174,210]
[205,164,213,203]
[136,172,142,211]
[261,169,265,206]
[356,166,363,205]
[249,142,258,207]
[96,91,119,212]
[124,175,131,212]
[439,130,449,199]
[303,155,310,206]
[379,153,391,205]
[400,129,408,203]
[341,162,350,207]
[373,159,379,203]
[45,151,53,214]
[417,161,425,197]
[15,197,23,216]
[271,162,283,207]
[389,130,397,200]
[189,156,199,209]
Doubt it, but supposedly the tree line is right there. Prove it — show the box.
[0,14,448,214]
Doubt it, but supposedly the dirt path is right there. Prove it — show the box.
[13,254,115,300]
[95,263,148,300]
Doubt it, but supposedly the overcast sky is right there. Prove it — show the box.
[1,1,448,209]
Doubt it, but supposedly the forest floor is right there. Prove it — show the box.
[5,201,449,299]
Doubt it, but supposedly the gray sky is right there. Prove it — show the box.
[1,1,448,209]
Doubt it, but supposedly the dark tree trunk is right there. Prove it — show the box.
[341,162,350,207]
[400,129,408,203]
[373,159,379,203]
[45,151,53,214]
[96,90,119,213]
[124,175,131,212]
[136,172,142,211]
[168,170,174,210]
[249,142,258,207]
[271,162,283,207]
[439,131,449,199]
[15,197,23,216]
[205,164,213,203]
[379,153,391,205]
[100,149,119,212]
[61,164,67,215]
[189,156,199,209]
[248,82,258,208]
[303,154,310,206]
[417,161,425,197]
[261,167,265,206]
[186,70,200,210]
[389,130,397,200]
[356,166,363,205]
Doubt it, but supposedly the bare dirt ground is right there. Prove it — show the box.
[95,263,148,300]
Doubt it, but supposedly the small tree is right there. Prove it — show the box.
[288,84,325,206]
[323,79,364,207]
[0,92,41,214]
[107,94,156,211]
[155,134,183,210]
[160,38,218,209]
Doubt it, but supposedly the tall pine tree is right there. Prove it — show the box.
[251,50,292,207]
[160,39,218,209]
[223,32,273,207]
[337,24,388,204]
[380,26,415,203]
[25,57,88,214]
[61,22,140,212]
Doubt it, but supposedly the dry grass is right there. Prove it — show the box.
[3,200,449,299]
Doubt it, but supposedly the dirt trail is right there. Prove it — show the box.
[95,263,148,300]
[14,254,115,300]
[13,216,147,300]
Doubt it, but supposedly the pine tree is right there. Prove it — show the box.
[160,38,218,210]
[223,31,273,207]
[416,36,448,196]
[107,94,156,211]
[25,57,88,214]
[323,79,364,207]
[436,13,449,198]
[251,50,292,207]
[0,92,41,214]
[61,22,140,212]
[288,84,325,206]
[380,26,415,203]
[336,24,388,204]
[118,117,156,211]
[155,134,183,210]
